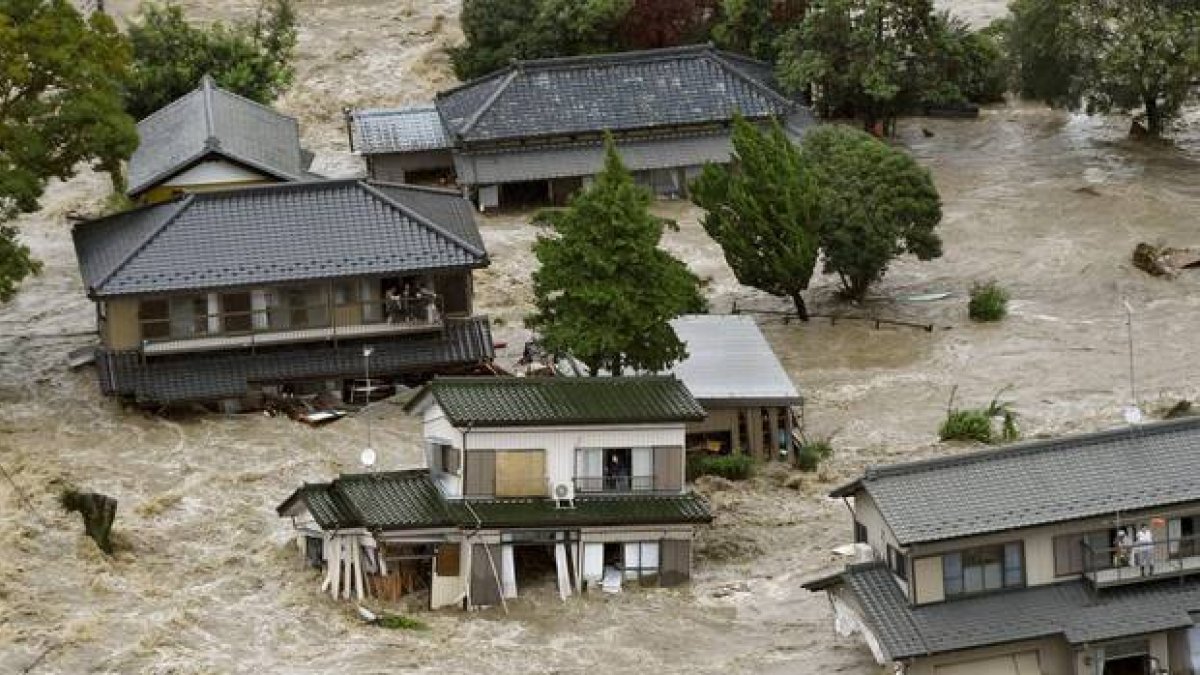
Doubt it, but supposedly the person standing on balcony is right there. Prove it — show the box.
[1134,523,1155,575]
[1113,529,1131,567]
[385,287,403,324]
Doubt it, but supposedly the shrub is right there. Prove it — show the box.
[969,281,1009,321]
[939,386,1020,443]
[794,439,834,472]
[687,453,755,481]
[939,409,994,443]
[377,613,427,631]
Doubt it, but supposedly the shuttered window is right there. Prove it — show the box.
[464,450,495,497]
[494,450,545,497]
[653,446,683,492]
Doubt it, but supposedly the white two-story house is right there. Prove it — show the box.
[805,417,1200,675]
[277,376,713,610]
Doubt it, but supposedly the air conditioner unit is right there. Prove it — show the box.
[552,481,575,509]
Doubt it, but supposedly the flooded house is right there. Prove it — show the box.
[804,417,1200,675]
[668,315,802,459]
[277,376,713,609]
[71,179,493,408]
[127,75,313,204]
[346,44,814,210]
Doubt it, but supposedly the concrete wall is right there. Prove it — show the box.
[852,492,903,563]
[905,636,1075,675]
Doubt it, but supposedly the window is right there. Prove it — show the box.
[221,292,253,333]
[575,447,653,492]
[436,443,460,474]
[943,542,1024,597]
[1054,530,1117,576]
[888,546,908,581]
[853,521,869,544]
[138,298,170,340]
[623,541,660,584]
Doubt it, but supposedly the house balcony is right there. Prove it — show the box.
[574,475,655,494]
[1082,533,1200,589]
[139,296,444,356]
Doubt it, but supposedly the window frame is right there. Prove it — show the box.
[887,545,909,581]
[942,541,1025,598]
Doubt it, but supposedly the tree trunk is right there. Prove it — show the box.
[1144,96,1161,137]
[790,291,810,321]
[61,490,118,555]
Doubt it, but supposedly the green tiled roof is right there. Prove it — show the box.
[410,376,707,427]
[277,470,455,530]
[278,470,712,530]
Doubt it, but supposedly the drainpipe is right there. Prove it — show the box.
[343,107,355,153]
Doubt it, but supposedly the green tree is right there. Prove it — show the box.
[926,13,1009,105]
[777,0,942,133]
[1008,0,1200,137]
[0,0,137,301]
[712,0,806,61]
[527,137,705,375]
[802,125,942,301]
[449,0,630,80]
[691,116,821,320]
[125,0,297,120]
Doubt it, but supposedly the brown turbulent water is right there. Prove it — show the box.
[2,1,1200,673]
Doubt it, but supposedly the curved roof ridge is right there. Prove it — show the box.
[455,68,522,138]
[357,181,486,259]
[92,195,195,294]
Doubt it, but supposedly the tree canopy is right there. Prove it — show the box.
[776,0,1006,131]
[0,0,137,302]
[1009,0,1200,137]
[527,137,705,375]
[711,0,806,62]
[125,0,297,120]
[802,125,943,301]
[690,116,821,319]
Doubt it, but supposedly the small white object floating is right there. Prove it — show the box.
[601,566,623,594]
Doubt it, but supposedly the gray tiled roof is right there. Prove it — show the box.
[95,317,494,403]
[408,376,707,427]
[128,75,304,196]
[454,130,737,185]
[73,180,487,298]
[278,469,713,530]
[812,563,1200,660]
[832,417,1200,545]
[369,182,484,251]
[349,106,452,154]
[435,44,797,143]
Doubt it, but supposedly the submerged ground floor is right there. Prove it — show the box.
[277,470,712,610]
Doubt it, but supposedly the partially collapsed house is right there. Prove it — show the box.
[72,180,493,407]
[347,44,814,209]
[804,417,1200,675]
[668,315,802,459]
[277,376,713,609]
[128,75,313,204]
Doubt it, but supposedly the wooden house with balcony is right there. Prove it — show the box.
[276,376,713,609]
[127,75,314,204]
[348,44,814,210]
[71,179,493,408]
[803,418,1200,675]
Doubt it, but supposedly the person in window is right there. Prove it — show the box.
[1134,523,1155,575]
[1113,529,1131,567]
[385,287,403,324]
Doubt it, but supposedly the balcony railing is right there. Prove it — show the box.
[574,475,654,494]
[1082,533,1200,588]
[138,296,443,355]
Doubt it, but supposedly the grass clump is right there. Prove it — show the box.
[939,386,1020,444]
[377,613,428,631]
[794,438,834,472]
[687,452,755,481]
[968,281,1009,322]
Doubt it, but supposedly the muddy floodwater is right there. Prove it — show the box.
[3,1,1200,673]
